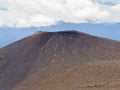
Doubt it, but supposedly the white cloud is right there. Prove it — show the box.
[0,0,120,27]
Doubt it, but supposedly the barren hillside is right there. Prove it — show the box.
[0,31,120,90]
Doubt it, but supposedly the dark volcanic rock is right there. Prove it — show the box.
[0,31,120,90]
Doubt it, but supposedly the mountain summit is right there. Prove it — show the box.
[0,31,120,90]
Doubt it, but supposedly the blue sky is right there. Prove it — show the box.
[0,7,8,11]
[92,0,120,5]
[0,0,120,47]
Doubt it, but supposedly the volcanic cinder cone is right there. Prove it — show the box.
[0,31,120,90]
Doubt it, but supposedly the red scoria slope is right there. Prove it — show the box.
[0,31,120,90]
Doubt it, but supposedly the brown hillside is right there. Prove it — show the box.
[0,31,120,90]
